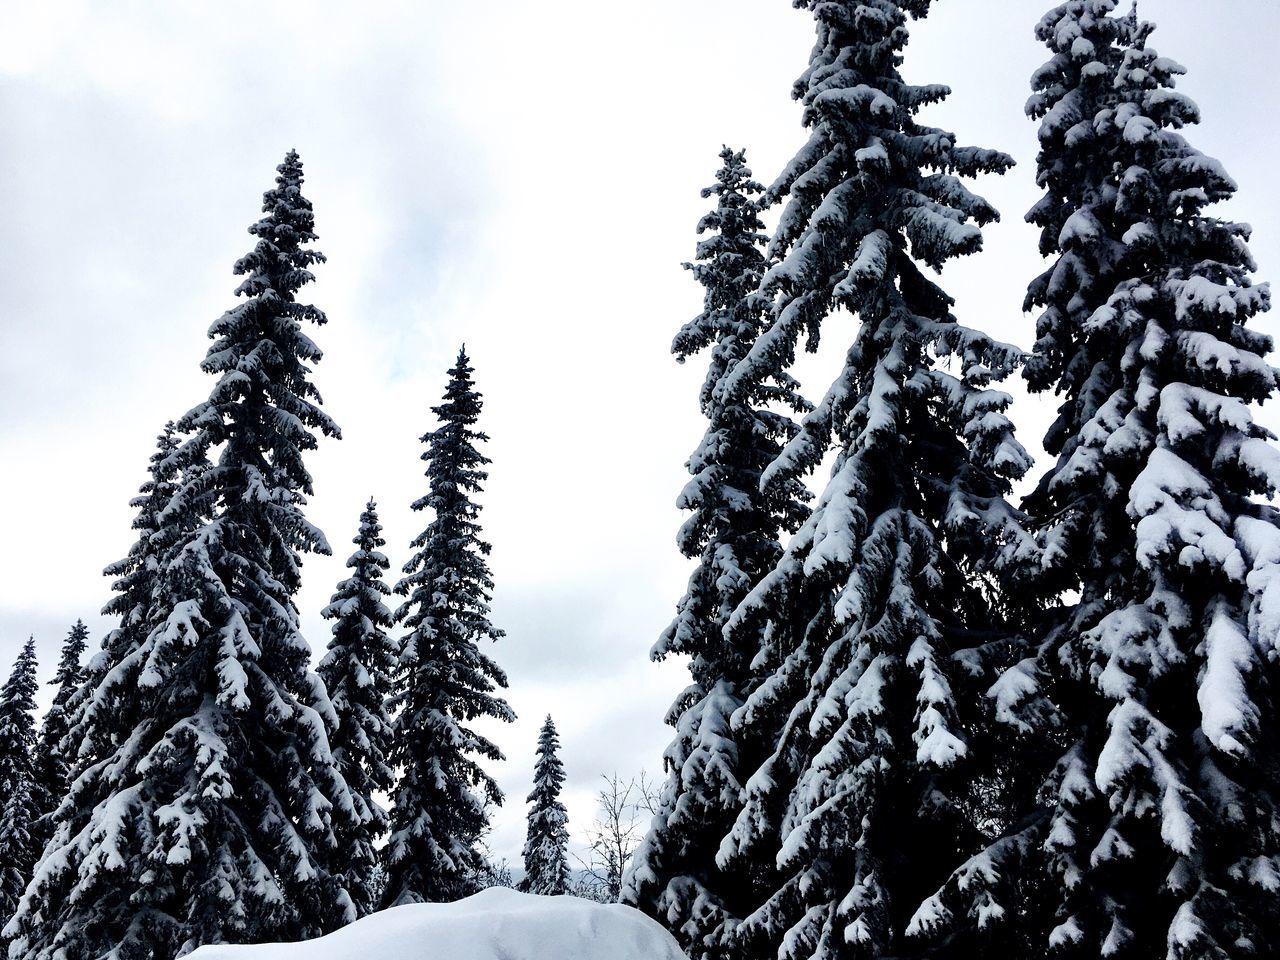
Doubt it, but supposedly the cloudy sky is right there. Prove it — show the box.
[2,0,1278,866]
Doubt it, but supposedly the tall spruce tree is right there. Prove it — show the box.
[918,5,1280,957]
[4,151,356,960]
[383,347,514,907]
[0,639,40,932]
[318,499,397,917]
[31,620,89,848]
[624,146,810,955]
[706,3,1034,958]
[522,715,570,896]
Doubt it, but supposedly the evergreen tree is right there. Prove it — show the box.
[522,715,570,896]
[707,3,1033,957]
[624,146,810,955]
[383,347,514,907]
[4,151,356,960]
[920,5,1280,957]
[0,639,40,931]
[98,422,187,668]
[31,620,89,848]
[38,424,197,862]
[318,499,397,917]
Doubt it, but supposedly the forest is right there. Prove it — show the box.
[1,1,1277,959]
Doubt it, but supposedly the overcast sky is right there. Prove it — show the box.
[2,0,1277,866]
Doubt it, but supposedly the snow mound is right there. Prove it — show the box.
[187,888,687,960]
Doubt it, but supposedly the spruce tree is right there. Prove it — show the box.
[318,499,397,917]
[708,3,1033,957]
[624,146,810,955]
[383,347,514,907]
[522,715,570,896]
[0,639,40,931]
[920,5,1280,957]
[39,423,195,855]
[31,620,89,848]
[4,151,356,960]
[98,422,186,668]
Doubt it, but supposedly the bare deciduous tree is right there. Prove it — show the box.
[573,771,657,902]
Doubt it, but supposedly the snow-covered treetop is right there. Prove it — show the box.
[0,638,38,764]
[319,496,396,758]
[674,146,778,407]
[48,620,88,701]
[529,714,566,799]
[721,0,1023,493]
[175,149,339,581]
[396,345,505,657]
[654,146,811,691]
[1022,0,1273,563]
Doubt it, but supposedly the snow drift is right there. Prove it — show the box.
[187,888,687,960]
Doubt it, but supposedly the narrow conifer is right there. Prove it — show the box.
[318,499,397,917]
[383,348,514,907]
[624,146,809,956]
[31,620,89,849]
[523,715,571,896]
[0,639,40,929]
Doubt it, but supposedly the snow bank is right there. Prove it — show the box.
[187,888,687,960]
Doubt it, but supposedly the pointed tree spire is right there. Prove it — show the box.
[383,347,515,907]
[698,2,1033,957]
[522,715,571,896]
[0,638,40,930]
[5,151,356,960]
[31,620,90,848]
[318,498,397,917]
[624,146,810,955]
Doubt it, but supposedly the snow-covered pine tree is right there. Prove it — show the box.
[522,715,570,896]
[97,422,187,667]
[318,498,397,917]
[706,2,1035,957]
[4,151,356,960]
[623,146,810,955]
[917,5,1280,957]
[0,639,40,930]
[37,423,196,860]
[383,347,514,907]
[31,620,89,848]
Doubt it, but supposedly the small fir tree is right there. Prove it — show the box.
[31,620,89,848]
[383,348,514,907]
[5,151,355,960]
[919,5,1280,957]
[0,639,40,929]
[709,2,1033,958]
[624,146,810,955]
[522,715,571,896]
[318,499,397,917]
